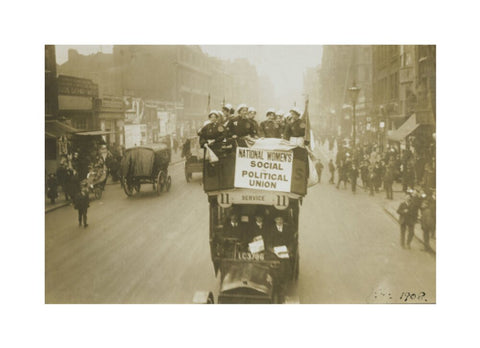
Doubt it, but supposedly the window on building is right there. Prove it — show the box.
[73,119,87,130]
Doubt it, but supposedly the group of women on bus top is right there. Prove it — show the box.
[198,103,307,149]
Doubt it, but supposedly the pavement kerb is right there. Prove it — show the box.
[382,202,436,255]
[45,201,71,214]
[46,158,186,214]
[315,143,435,254]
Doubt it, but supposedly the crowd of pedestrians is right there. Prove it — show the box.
[323,136,436,252]
[45,142,127,229]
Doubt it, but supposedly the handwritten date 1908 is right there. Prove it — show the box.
[400,292,428,302]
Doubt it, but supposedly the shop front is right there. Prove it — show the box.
[45,120,79,174]
[97,96,125,147]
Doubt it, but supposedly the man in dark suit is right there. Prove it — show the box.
[268,216,293,252]
[247,214,269,250]
[397,194,419,249]
[222,213,250,254]
[250,214,267,238]
[223,213,242,237]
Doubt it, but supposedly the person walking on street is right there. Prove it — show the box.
[56,163,69,200]
[74,183,90,228]
[46,173,58,204]
[66,169,81,204]
[396,194,418,249]
[360,157,370,191]
[350,163,359,193]
[420,199,434,252]
[328,159,335,184]
[430,190,436,239]
[373,162,382,193]
[402,159,415,192]
[336,161,347,189]
[315,160,324,184]
[368,164,376,196]
[384,161,395,200]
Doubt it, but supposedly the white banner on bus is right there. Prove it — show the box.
[234,147,293,192]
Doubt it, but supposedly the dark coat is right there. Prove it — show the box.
[315,161,324,177]
[74,191,90,210]
[268,223,293,250]
[350,166,359,180]
[235,117,256,137]
[66,171,81,199]
[284,118,306,140]
[47,176,58,199]
[397,201,418,225]
[198,122,225,147]
[249,119,259,137]
[223,221,250,242]
[384,164,395,184]
[260,120,282,138]
[249,222,268,239]
[56,166,68,187]
[421,206,434,231]
[328,161,335,173]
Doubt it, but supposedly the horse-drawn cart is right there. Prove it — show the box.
[120,144,172,196]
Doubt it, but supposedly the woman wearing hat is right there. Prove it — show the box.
[247,107,259,137]
[198,110,225,148]
[260,108,281,138]
[283,107,306,145]
[231,104,255,139]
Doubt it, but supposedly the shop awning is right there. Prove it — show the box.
[74,130,114,136]
[388,113,420,142]
[45,120,79,138]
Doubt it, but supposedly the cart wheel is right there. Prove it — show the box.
[94,187,103,200]
[123,178,134,197]
[134,183,141,193]
[166,176,172,192]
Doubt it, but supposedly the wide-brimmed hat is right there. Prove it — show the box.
[289,107,301,116]
[236,104,248,113]
[266,108,276,116]
[208,110,219,118]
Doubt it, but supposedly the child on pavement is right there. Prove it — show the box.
[74,182,90,228]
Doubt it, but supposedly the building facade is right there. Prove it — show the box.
[317,45,373,143]
[95,96,125,146]
[57,74,99,131]
[303,65,322,129]
[372,45,436,154]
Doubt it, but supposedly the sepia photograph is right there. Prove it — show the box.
[44,44,436,304]
[5,1,480,347]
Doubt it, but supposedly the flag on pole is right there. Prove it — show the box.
[303,97,312,145]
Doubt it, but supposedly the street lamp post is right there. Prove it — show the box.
[348,81,361,151]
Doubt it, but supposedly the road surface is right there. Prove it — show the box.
[45,159,435,304]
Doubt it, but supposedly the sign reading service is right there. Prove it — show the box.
[234,147,293,192]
